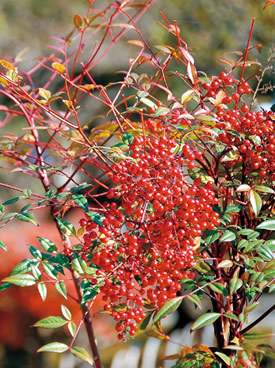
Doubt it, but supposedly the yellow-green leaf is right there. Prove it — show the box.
[37,342,68,353]
[38,88,51,101]
[217,260,233,268]
[181,90,195,104]
[250,190,262,217]
[229,278,243,294]
[34,316,68,329]
[3,274,37,287]
[71,347,93,365]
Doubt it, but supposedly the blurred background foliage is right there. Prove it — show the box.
[0,0,274,367]
[0,0,274,75]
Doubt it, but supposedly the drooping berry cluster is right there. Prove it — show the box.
[80,131,219,339]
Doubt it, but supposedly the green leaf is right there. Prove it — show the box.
[55,254,70,269]
[34,316,68,329]
[2,196,22,205]
[209,282,228,295]
[20,203,32,213]
[56,218,76,236]
[0,282,13,291]
[229,278,243,294]
[72,256,86,275]
[153,296,183,324]
[23,188,32,197]
[215,352,231,366]
[71,184,92,193]
[86,211,105,226]
[61,305,71,320]
[191,312,220,331]
[38,238,57,253]
[265,239,275,251]
[17,212,38,226]
[140,97,157,110]
[29,245,42,259]
[37,342,68,353]
[206,230,219,245]
[68,321,77,337]
[2,212,18,220]
[71,347,93,366]
[244,332,274,340]
[154,106,170,117]
[2,274,37,287]
[139,311,153,331]
[247,231,260,240]
[220,230,236,242]
[10,259,37,275]
[244,302,259,313]
[224,313,239,322]
[237,239,248,249]
[251,272,265,282]
[217,260,233,268]
[42,262,59,280]
[254,185,275,194]
[249,190,262,217]
[195,261,211,274]
[187,294,201,308]
[243,240,263,253]
[264,269,275,278]
[222,214,232,223]
[122,132,135,145]
[224,345,243,351]
[211,362,222,368]
[0,240,8,251]
[55,281,67,299]
[72,194,88,212]
[38,282,47,301]
[238,229,259,238]
[256,220,275,231]
[224,206,242,214]
[257,244,273,260]
[31,264,41,280]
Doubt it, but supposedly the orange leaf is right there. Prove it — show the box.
[128,40,144,48]
[263,0,275,9]
[74,15,83,30]
[193,344,215,356]
[0,59,15,71]
[181,346,193,357]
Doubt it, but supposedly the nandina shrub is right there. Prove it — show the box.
[0,1,274,368]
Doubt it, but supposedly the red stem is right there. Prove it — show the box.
[239,18,255,86]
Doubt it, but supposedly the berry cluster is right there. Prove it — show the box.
[202,73,275,182]
[79,130,219,339]
[216,108,274,180]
